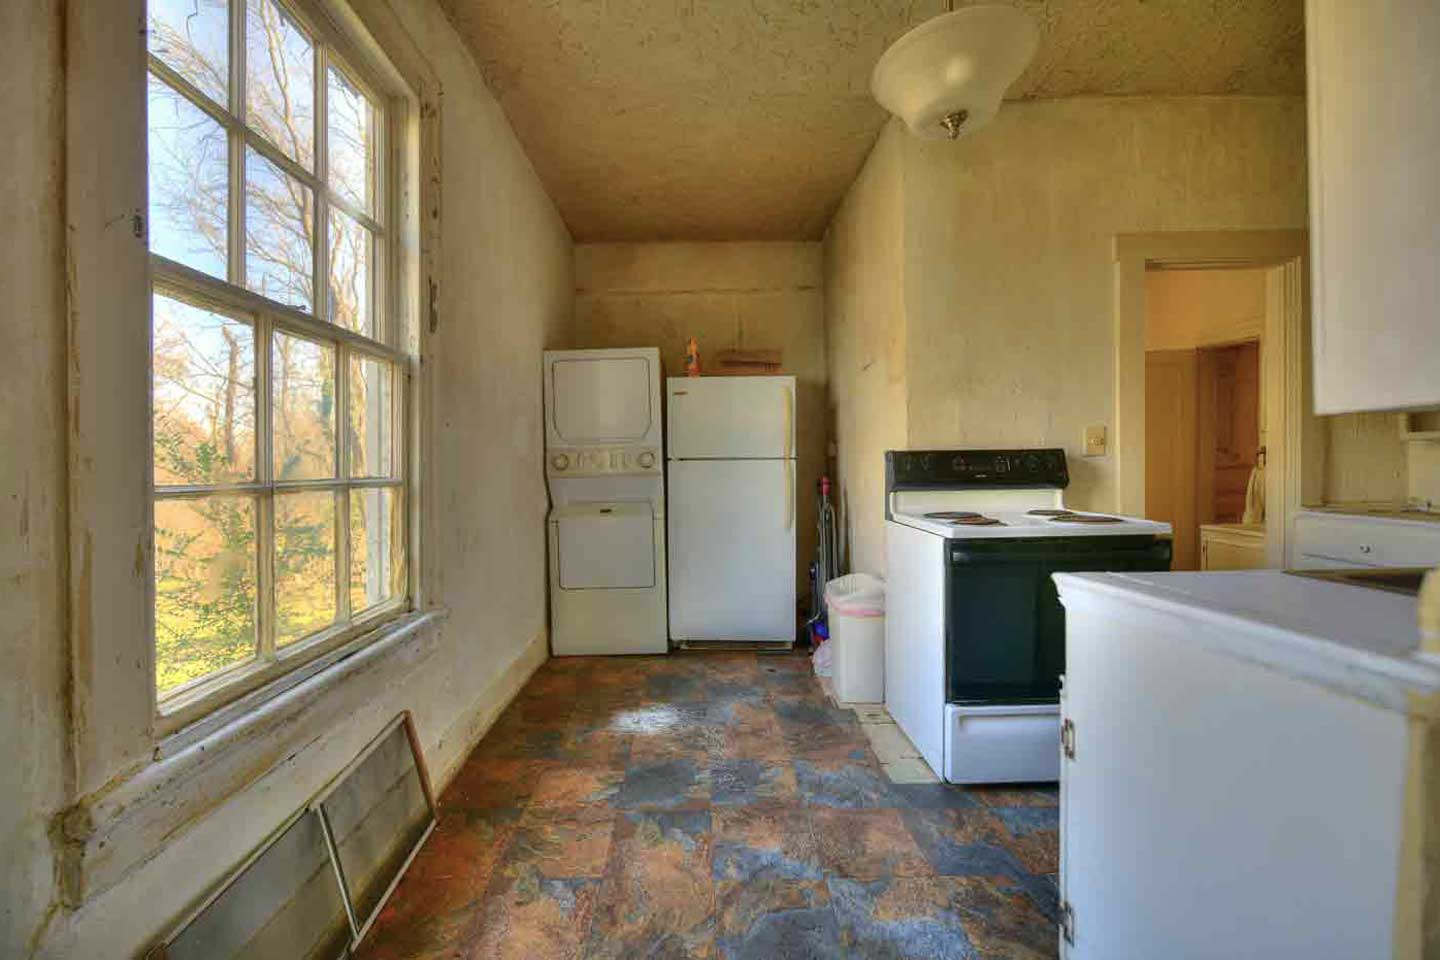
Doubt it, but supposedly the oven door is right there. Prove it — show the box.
[945,536,1171,703]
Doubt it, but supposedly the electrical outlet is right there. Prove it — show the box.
[1084,424,1107,458]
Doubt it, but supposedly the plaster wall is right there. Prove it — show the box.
[1324,413,1409,505]
[11,0,572,953]
[821,124,908,577]
[1,1,70,954]
[571,242,826,599]
[900,97,1309,512]
[1144,268,1268,351]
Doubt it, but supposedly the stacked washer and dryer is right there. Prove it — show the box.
[542,349,798,655]
[543,348,668,655]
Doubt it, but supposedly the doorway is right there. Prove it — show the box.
[1142,267,1264,569]
[1113,229,1315,570]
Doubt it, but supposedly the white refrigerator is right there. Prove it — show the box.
[667,376,796,646]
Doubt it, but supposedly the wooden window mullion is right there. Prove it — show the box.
[256,310,277,662]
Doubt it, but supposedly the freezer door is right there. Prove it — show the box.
[667,376,795,460]
[668,459,796,641]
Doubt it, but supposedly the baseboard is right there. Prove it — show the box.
[428,629,549,793]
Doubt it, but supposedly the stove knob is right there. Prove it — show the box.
[638,451,656,469]
[551,453,570,471]
[1022,453,1041,474]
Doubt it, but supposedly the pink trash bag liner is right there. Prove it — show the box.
[825,574,885,618]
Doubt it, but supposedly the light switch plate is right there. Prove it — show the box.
[1084,424,1107,457]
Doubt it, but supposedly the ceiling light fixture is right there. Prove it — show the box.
[870,2,1039,141]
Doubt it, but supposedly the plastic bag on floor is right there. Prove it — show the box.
[812,638,833,676]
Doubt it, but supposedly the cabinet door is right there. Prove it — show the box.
[1307,0,1440,414]
[1058,592,1409,958]
[1199,532,1266,571]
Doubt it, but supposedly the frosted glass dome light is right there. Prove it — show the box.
[871,4,1039,141]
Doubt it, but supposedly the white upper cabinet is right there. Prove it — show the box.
[1306,0,1440,414]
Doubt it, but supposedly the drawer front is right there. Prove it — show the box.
[1293,513,1440,567]
[1293,553,1374,571]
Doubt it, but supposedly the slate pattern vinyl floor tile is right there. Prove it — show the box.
[358,652,1059,960]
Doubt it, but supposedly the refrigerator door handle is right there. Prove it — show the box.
[784,458,794,531]
[782,384,794,460]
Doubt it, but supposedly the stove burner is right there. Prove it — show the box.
[921,511,1004,526]
[949,516,1004,526]
[1048,512,1123,524]
[1025,509,1071,517]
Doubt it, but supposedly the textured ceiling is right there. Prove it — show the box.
[438,1,1305,241]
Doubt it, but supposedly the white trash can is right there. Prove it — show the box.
[825,574,886,703]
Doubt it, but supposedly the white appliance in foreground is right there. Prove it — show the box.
[543,348,667,655]
[884,449,1172,784]
[1054,570,1440,959]
[667,376,797,647]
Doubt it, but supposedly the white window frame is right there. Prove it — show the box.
[63,0,440,909]
[146,0,417,734]
[64,0,436,815]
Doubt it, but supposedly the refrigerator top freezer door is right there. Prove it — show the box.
[553,502,657,590]
[667,376,795,460]
[545,348,661,448]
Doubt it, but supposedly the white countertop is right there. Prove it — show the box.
[1054,570,1440,715]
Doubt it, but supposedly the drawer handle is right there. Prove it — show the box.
[1360,545,1373,554]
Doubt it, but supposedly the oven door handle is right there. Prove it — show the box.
[948,540,1172,566]
[948,546,1041,566]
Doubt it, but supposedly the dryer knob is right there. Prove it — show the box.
[551,453,571,471]
[637,451,656,469]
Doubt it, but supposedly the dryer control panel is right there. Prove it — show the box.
[547,446,662,477]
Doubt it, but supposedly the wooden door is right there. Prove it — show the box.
[1198,341,1261,525]
[1145,350,1199,569]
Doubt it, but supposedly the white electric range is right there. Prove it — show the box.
[883,449,1172,784]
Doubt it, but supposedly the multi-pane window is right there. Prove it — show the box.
[147,0,407,710]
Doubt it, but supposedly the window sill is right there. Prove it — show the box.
[60,606,449,908]
[157,603,421,756]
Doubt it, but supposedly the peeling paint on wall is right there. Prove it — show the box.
[2,0,72,955]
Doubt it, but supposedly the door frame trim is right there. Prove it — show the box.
[1113,229,1311,566]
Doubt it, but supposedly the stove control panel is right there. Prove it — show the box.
[886,448,1069,489]
[548,447,662,477]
